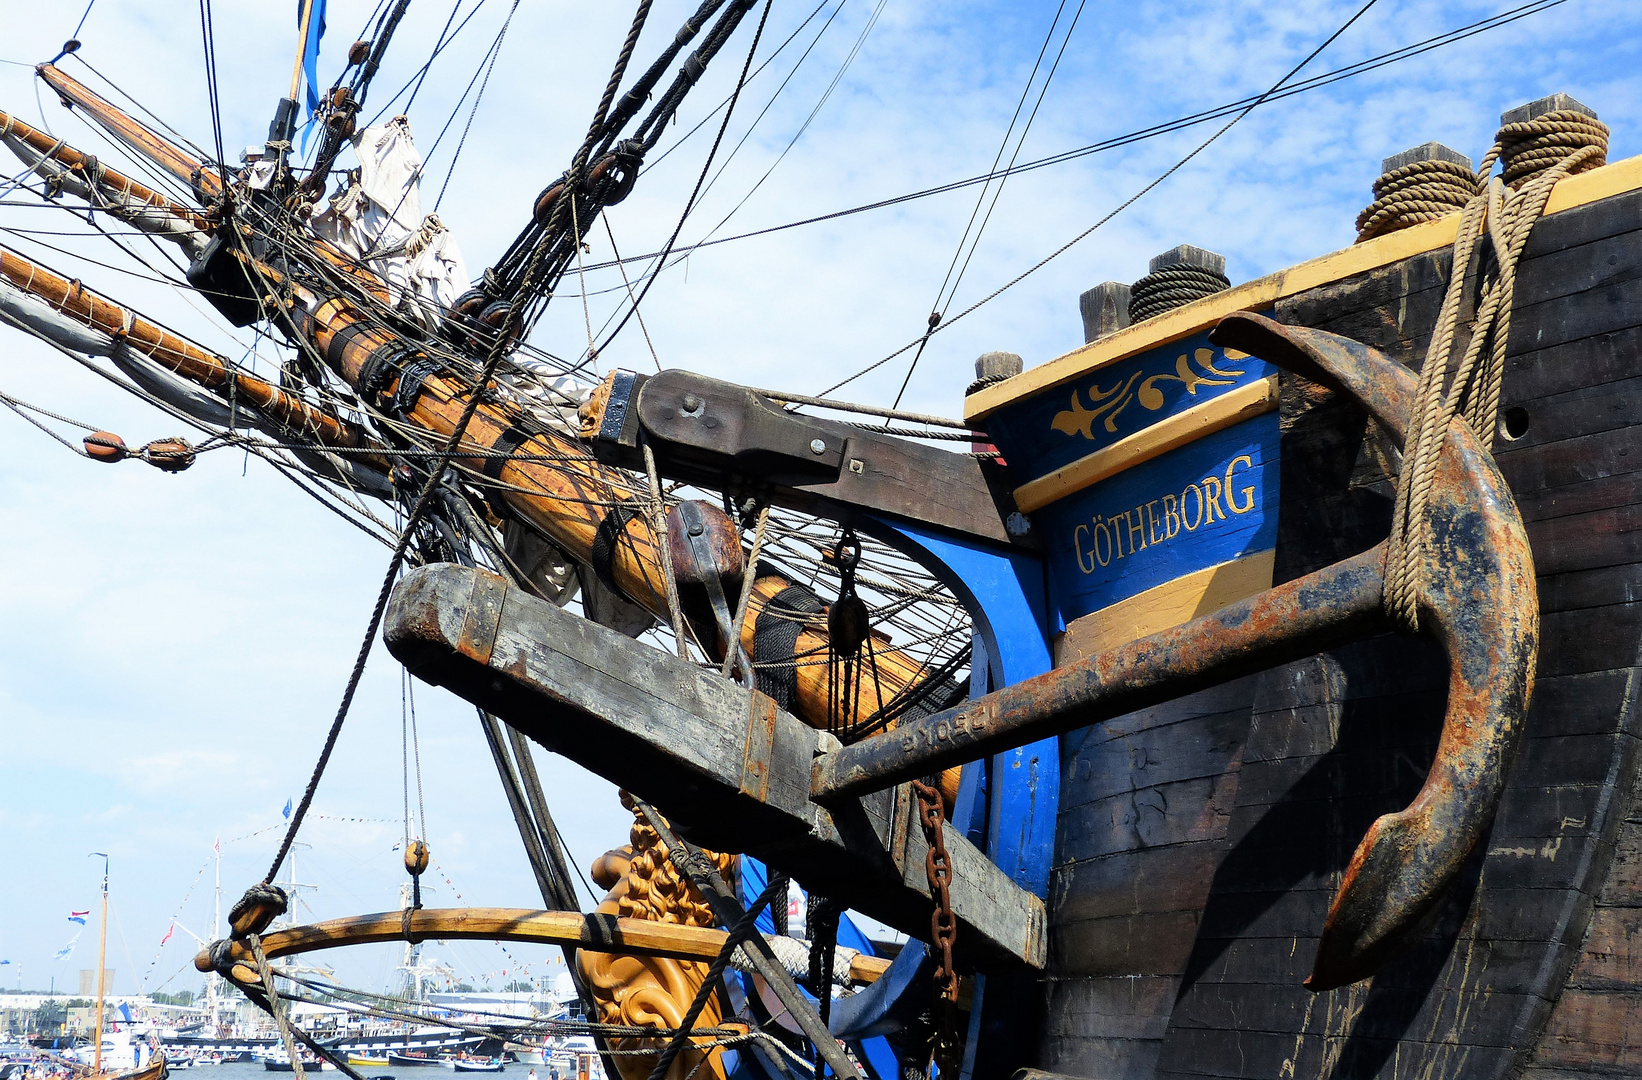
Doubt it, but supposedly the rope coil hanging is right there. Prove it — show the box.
[1383,104,1609,632]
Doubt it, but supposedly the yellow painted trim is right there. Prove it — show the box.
[1014,374,1279,513]
[1054,549,1277,664]
[967,153,1642,423]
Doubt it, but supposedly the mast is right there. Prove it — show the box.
[35,64,221,199]
[92,852,109,1075]
[271,0,319,146]
[209,838,221,1032]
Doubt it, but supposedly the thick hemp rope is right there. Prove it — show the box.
[1384,110,1608,631]
[1355,158,1482,241]
[1128,264,1230,322]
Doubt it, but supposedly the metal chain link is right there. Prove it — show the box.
[912,779,961,1075]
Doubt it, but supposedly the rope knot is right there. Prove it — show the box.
[228,883,288,939]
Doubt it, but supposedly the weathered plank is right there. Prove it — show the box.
[1055,770,1238,864]
[384,563,1046,970]
[1530,989,1642,1073]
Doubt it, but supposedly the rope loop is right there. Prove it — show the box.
[1382,111,1609,631]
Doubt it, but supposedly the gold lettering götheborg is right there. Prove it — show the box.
[1073,455,1258,572]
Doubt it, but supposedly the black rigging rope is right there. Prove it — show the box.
[568,0,1571,283]
[816,0,1387,399]
[196,0,230,190]
[593,0,774,359]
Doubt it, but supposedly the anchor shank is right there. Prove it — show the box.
[813,544,1388,800]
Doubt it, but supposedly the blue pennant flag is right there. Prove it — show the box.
[282,798,293,820]
[298,0,328,150]
[53,937,77,962]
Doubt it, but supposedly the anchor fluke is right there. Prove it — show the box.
[1210,313,1538,991]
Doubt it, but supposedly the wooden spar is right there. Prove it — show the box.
[193,907,892,985]
[290,1,317,105]
[0,247,375,456]
[296,293,954,758]
[0,110,211,233]
[5,76,968,762]
[383,565,1045,967]
[35,64,222,200]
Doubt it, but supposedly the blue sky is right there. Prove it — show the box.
[0,0,1637,996]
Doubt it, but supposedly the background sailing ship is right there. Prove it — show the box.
[2,1,1641,1079]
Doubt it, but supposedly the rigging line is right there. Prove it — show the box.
[890,0,1088,412]
[938,0,1087,319]
[197,0,230,190]
[581,0,865,346]
[433,0,522,212]
[684,0,850,218]
[928,0,1070,324]
[0,388,90,455]
[70,0,99,42]
[263,77,603,887]
[405,1,470,114]
[591,0,777,360]
[572,0,1570,278]
[67,56,220,166]
[669,0,878,259]
[819,0,1388,398]
[642,0,835,176]
[366,0,494,128]
[602,217,662,371]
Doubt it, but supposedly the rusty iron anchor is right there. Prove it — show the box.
[813,312,1538,991]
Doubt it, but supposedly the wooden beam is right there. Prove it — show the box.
[0,110,211,232]
[36,64,222,199]
[384,564,1047,971]
[0,248,375,456]
[193,907,892,986]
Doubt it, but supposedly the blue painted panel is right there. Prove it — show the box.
[985,330,1274,484]
[864,521,1057,1080]
[862,518,1058,899]
[1033,412,1280,625]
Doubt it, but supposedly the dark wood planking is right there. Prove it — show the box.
[1156,191,1641,1078]
[1032,185,1642,1077]
[1046,681,1255,1076]
[1041,1034,1165,1080]
[1049,911,1204,978]
[1055,771,1238,865]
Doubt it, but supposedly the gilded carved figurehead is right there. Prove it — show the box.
[578,793,739,1080]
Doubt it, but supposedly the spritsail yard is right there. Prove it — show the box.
[5,1,1642,1079]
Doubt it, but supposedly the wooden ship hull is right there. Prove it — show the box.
[959,147,1642,1077]
[4,11,1640,1078]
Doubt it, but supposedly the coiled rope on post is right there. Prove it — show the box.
[1128,264,1230,323]
[1383,107,1609,632]
[1355,158,1481,241]
[1497,109,1609,187]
